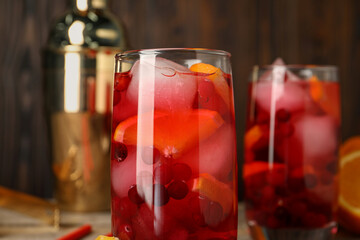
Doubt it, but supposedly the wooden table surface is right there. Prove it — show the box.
[0,203,358,240]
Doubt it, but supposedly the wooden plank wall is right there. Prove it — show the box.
[0,0,359,198]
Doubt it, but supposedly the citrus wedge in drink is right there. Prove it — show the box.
[113,109,224,158]
[190,63,231,110]
[191,173,234,217]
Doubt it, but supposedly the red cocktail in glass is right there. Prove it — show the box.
[244,62,340,240]
[111,49,238,239]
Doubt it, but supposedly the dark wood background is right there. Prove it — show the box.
[1,0,359,198]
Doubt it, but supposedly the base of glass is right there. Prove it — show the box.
[248,221,337,240]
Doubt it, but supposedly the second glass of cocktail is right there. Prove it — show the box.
[111,48,238,239]
[244,61,340,240]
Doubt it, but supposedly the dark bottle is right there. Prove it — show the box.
[43,0,129,212]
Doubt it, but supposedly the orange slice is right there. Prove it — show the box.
[190,63,231,109]
[191,173,233,217]
[244,125,263,150]
[340,136,360,157]
[113,109,224,158]
[309,78,340,123]
[338,150,360,234]
[309,76,323,101]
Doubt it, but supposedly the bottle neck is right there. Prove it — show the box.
[71,0,108,11]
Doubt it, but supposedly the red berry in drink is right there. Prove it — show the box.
[114,72,131,92]
[261,185,275,202]
[320,171,333,185]
[167,228,189,240]
[197,78,229,116]
[112,196,137,221]
[113,142,128,162]
[128,185,144,205]
[189,194,210,226]
[256,111,270,124]
[274,206,290,223]
[266,168,286,186]
[276,109,291,122]
[204,201,223,226]
[192,212,206,227]
[267,215,280,228]
[288,201,307,217]
[153,183,170,206]
[302,212,327,228]
[172,163,192,181]
[167,180,189,200]
[304,174,317,189]
[276,122,294,138]
[154,163,173,185]
[141,146,161,165]
[326,160,338,174]
[288,177,305,193]
[117,224,133,240]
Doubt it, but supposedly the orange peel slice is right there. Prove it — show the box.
[244,125,263,150]
[113,109,224,158]
[191,173,233,217]
[190,63,231,110]
[309,76,323,101]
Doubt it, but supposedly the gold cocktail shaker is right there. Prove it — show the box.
[43,0,128,211]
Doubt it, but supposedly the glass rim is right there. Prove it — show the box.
[115,48,231,59]
[255,64,338,71]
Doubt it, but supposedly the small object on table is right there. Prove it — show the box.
[57,224,92,240]
[0,186,59,229]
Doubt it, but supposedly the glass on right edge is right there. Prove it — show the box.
[243,65,341,240]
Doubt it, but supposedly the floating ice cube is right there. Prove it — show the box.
[258,58,286,82]
[254,81,311,114]
[273,58,285,65]
[126,57,197,111]
[296,115,337,166]
[258,58,301,82]
[278,115,337,169]
[176,124,236,180]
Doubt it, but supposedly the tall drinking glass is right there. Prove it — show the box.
[244,65,340,240]
[111,48,238,239]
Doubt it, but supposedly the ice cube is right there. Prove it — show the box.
[254,81,312,114]
[296,115,338,168]
[175,124,236,181]
[258,58,301,82]
[258,58,286,82]
[277,115,338,170]
[273,58,285,65]
[197,77,229,116]
[126,57,197,111]
[111,146,137,198]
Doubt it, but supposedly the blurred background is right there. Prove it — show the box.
[0,0,359,199]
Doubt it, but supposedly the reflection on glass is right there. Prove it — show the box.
[64,53,81,112]
[76,0,88,11]
[68,21,85,45]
